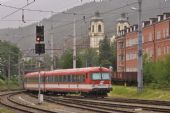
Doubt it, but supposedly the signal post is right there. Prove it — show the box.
[35,25,45,104]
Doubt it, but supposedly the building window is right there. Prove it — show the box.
[124,26,127,31]
[98,24,102,32]
[157,48,161,56]
[126,53,130,61]
[148,32,152,41]
[126,40,129,47]
[118,26,120,32]
[92,25,94,32]
[119,42,124,49]
[166,28,169,37]
[156,31,161,39]
[149,48,153,58]
[163,29,166,38]
[167,46,170,54]
[142,35,144,43]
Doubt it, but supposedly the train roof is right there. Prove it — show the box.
[25,67,110,77]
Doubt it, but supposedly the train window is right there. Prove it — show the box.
[67,75,70,82]
[48,76,50,83]
[77,75,79,82]
[46,76,48,83]
[77,75,80,82]
[48,76,50,82]
[58,76,61,82]
[91,73,102,80]
[62,76,64,82]
[70,75,72,82]
[61,76,63,82]
[49,76,53,83]
[55,76,58,82]
[66,75,68,82]
[40,77,42,82]
[63,75,66,82]
[80,75,85,82]
[91,73,110,80]
[72,75,76,82]
[54,76,56,82]
[52,76,54,82]
[102,73,110,80]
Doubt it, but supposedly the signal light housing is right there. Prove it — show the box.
[35,43,45,55]
[36,25,44,42]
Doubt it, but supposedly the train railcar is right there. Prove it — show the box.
[112,72,137,85]
[24,67,112,97]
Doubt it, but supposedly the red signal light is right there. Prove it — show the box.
[36,36,40,42]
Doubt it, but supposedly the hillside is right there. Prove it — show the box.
[0,0,170,56]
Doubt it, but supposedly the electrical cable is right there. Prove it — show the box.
[1,0,36,20]
[3,1,170,47]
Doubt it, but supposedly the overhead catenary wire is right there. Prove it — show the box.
[1,0,36,20]
[3,1,170,46]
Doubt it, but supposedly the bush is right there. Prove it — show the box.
[143,55,170,89]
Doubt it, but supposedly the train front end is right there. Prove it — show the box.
[83,67,112,97]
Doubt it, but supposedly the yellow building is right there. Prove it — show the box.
[116,13,130,36]
[89,11,105,52]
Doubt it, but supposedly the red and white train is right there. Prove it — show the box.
[24,67,112,97]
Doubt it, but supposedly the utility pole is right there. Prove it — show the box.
[73,13,77,69]
[7,54,11,90]
[18,54,21,88]
[137,0,143,93]
[35,25,45,104]
[50,11,54,70]
[38,59,41,104]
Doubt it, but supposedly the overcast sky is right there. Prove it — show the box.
[0,0,95,29]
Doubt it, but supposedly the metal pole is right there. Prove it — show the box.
[7,54,10,90]
[51,11,54,70]
[73,13,76,68]
[38,58,42,104]
[137,0,143,93]
[18,54,21,88]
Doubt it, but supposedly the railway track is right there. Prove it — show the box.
[42,96,134,113]
[0,91,58,113]
[29,94,135,113]
[38,94,170,113]
[27,92,170,113]
[66,96,170,106]
[28,93,136,113]
[58,96,170,113]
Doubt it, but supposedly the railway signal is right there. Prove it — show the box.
[35,25,45,104]
[35,43,45,55]
[35,25,45,55]
[36,25,44,42]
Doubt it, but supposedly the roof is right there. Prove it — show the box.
[25,67,111,77]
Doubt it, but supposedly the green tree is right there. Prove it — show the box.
[41,54,52,70]
[23,57,37,72]
[79,48,99,67]
[99,37,116,69]
[143,54,170,88]
[110,41,117,71]
[0,41,21,78]
[60,49,82,69]
[143,54,154,84]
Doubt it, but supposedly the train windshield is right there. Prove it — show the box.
[91,73,110,80]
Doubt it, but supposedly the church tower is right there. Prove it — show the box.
[89,11,105,51]
[116,13,130,36]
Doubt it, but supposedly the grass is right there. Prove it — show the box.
[0,108,14,113]
[109,85,170,101]
[0,78,20,91]
[0,79,20,113]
